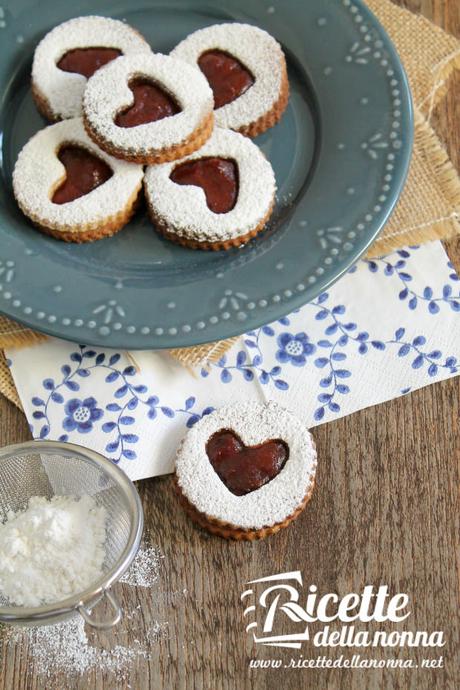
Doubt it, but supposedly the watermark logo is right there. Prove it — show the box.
[242,571,310,649]
[241,571,445,652]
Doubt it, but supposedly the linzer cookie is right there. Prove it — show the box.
[82,53,214,164]
[13,118,143,242]
[175,401,317,540]
[171,23,289,137]
[144,127,276,250]
[32,16,152,121]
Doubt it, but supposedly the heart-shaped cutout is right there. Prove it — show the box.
[170,157,238,214]
[198,49,255,109]
[57,48,123,79]
[52,145,113,204]
[206,429,289,496]
[115,78,181,128]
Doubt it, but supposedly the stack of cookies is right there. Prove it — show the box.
[13,16,289,250]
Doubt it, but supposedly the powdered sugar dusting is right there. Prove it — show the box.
[83,53,214,155]
[0,545,172,683]
[171,23,286,131]
[119,545,163,587]
[13,118,143,232]
[175,401,317,529]
[0,615,168,681]
[144,127,275,243]
[0,495,106,607]
[2,617,147,678]
[32,16,152,120]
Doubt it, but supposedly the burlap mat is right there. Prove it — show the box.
[368,108,460,257]
[0,0,458,404]
[368,0,460,116]
[0,351,21,409]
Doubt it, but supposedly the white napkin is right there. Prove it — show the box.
[7,241,459,481]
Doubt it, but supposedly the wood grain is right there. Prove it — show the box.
[0,2,459,689]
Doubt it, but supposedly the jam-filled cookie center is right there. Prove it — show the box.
[206,429,289,496]
[57,48,123,79]
[115,78,181,128]
[52,145,113,204]
[198,49,255,109]
[170,157,238,214]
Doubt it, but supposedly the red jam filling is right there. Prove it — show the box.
[52,145,113,204]
[57,48,122,79]
[205,430,289,496]
[170,157,238,214]
[198,49,255,109]
[115,78,180,128]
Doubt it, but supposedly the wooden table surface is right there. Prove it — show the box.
[1,2,459,689]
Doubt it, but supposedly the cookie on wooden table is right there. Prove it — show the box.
[174,401,317,540]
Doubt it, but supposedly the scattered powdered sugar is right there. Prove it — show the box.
[147,619,170,644]
[0,545,172,683]
[83,53,214,154]
[0,495,106,607]
[171,23,285,131]
[144,127,276,242]
[32,16,152,119]
[2,617,146,677]
[175,400,317,529]
[119,545,164,587]
[1,614,169,681]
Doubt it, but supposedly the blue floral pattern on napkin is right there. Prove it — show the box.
[7,241,460,479]
[31,348,214,463]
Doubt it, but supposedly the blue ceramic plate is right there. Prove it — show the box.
[0,0,412,349]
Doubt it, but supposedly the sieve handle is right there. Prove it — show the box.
[77,588,122,630]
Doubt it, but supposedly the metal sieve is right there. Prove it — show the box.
[0,440,143,629]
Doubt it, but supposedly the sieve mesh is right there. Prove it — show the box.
[0,450,133,609]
